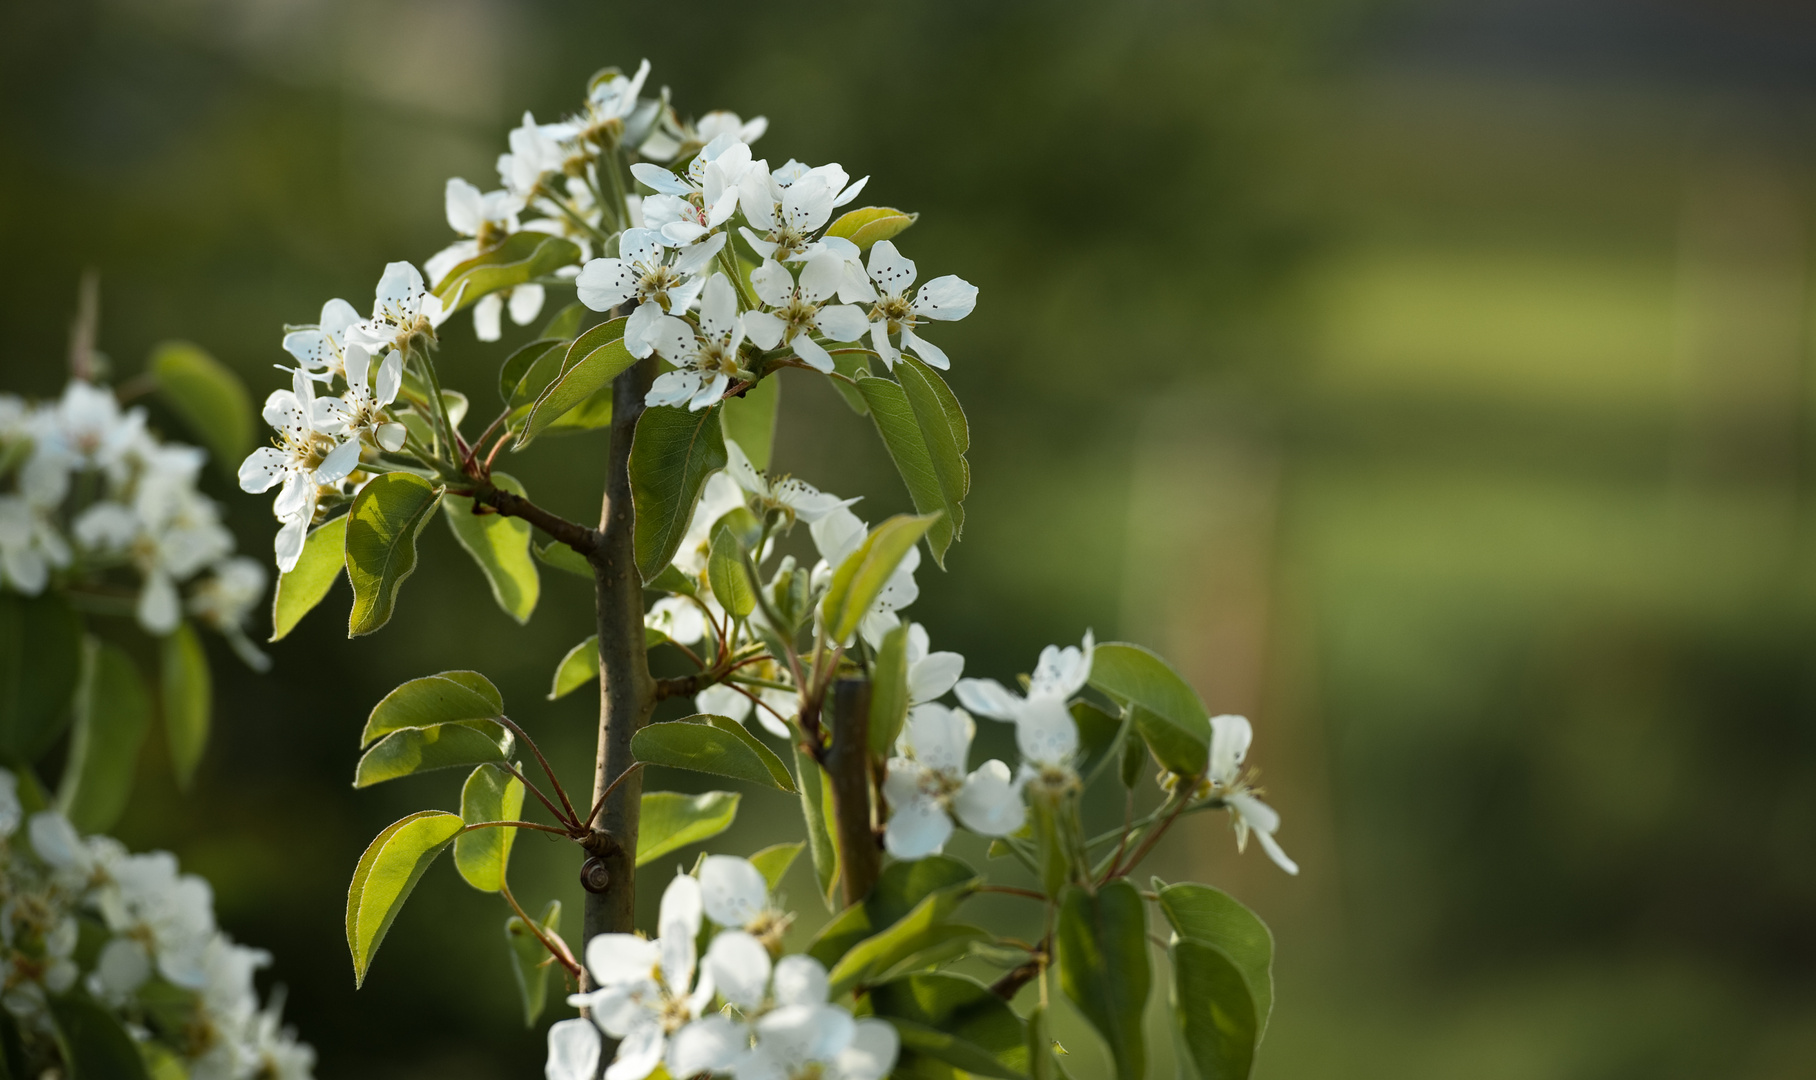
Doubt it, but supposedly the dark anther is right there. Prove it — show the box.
[580,857,611,894]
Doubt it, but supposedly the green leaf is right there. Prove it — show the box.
[819,514,939,644]
[721,375,780,471]
[795,743,839,908]
[454,763,524,892]
[346,810,464,987]
[354,721,514,788]
[1057,881,1150,1080]
[748,841,803,891]
[500,338,568,405]
[825,206,918,252]
[540,300,587,341]
[1025,1003,1064,1080]
[1172,939,1259,1080]
[826,349,873,415]
[826,879,980,996]
[868,623,912,759]
[148,340,253,473]
[630,403,728,581]
[46,995,152,1080]
[707,523,756,619]
[810,855,978,968]
[896,356,969,533]
[0,590,83,764]
[631,716,795,792]
[518,316,635,448]
[363,670,503,746]
[270,515,347,642]
[434,231,582,314]
[868,973,1029,1080]
[160,622,210,790]
[58,639,152,833]
[875,923,993,983]
[1072,700,1124,780]
[855,376,956,566]
[548,636,598,700]
[345,472,444,637]
[1157,882,1274,1036]
[637,790,741,866]
[539,381,615,436]
[506,900,562,1026]
[534,538,594,579]
[1088,643,1211,777]
[443,473,539,624]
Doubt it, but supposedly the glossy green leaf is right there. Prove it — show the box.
[58,639,151,833]
[825,206,918,251]
[707,523,756,619]
[160,621,210,790]
[540,300,587,341]
[346,810,464,987]
[826,348,873,415]
[819,513,938,644]
[1157,882,1274,1035]
[46,995,151,1080]
[500,337,567,405]
[868,623,911,758]
[506,900,562,1026]
[874,923,993,983]
[434,230,582,314]
[631,716,795,792]
[630,403,728,581]
[855,375,956,566]
[534,538,594,579]
[454,763,525,892]
[1057,881,1150,1080]
[1025,1003,1064,1080]
[443,473,539,624]
[539,381,614,436]
[1072,700,1124,779]
[749,841,804,891]
[810,855,978,968]
[548,636,598,700]
[897,356,969,535]
[869,973,1029,1080]
[721,374,780,471]
[518,316,634,447]
[1088,643,1211,777]
[826,878,979,995]
[345,472,444,637]
[795,744,839,908]
[1172,939,1259,1080]
[362,670,502,746]
[270,515,347,642]
[148,340,253,473]
[354,721,514,788]
[637,790,741,866]
[0,590,82,764]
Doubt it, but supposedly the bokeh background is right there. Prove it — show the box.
[6,0,1816,1075]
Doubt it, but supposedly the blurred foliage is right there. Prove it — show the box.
[6,0,1816,1077]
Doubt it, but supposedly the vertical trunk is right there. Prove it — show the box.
[585,358,656,944]
[828,677,881,907]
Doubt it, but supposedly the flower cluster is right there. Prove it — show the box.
[0,380,267,661]
[548,856,896,1080]
[0,770,312,1079]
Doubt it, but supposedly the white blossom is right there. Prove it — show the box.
[846,240,978,370]
[884,703,1025,858]
[640,108,766,162]
[809,505,920,647]
[725,440,855,525]
[238,368,360,573]
[955,631,1095,771]
[644,272,746,411]
[311,344,407,454]
[740,254,870,373]
[281,298,362,382]
[1206,714,1298,875]
[575,229,725,358]
[633,134,756,245]
[737,159,868,261]
[343,261,455,357]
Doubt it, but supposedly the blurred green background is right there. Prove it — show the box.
[6,0,1816,1075]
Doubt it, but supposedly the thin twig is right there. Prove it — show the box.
[501,763,575,831]
[496,716,579,826]
[584,762,646,831]
[461,820,571,836]
[501,880,583,980]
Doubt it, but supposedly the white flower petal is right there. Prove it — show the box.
[699,855,768,929]
[585,934,661,989]
[952,678,1022,722]
[665,1015,745,1078]
[703,929,771,1010]
[907,650,964,704]
[771,954,830,1007]
[883,793,952,859]
[545,1018,602,1080]
[904,703,970,775]
[605,1021,664,1080]
[836,1018,901,1080]
[912,274,978,321]
[954,760,1026,837]
[1209,715,1252,785]
[813,303,869,343]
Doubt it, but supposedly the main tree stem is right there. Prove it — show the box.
[828,678,881,907]
[584,358,656,944]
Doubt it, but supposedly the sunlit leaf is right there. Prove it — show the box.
[362,670,502,746]
[505,900,562,1026]
[518,316,635,448]
[1088,643,1211,776]
[707,523,756,619]
[549,636,598,701]
[148,340,253,474]
[810,855,977,968]
[354,721,515,788]
[748,841,803,892]
[534,538,594,579]
[868,972,1029,1080]
[825,206,918,252]
[631,715,795,792]
[443,473,539,624]
[345,472,444,637]
[346,810,464,987]
[434,231,581,315]
[270,515,346,642]
[795,744,839,909]
[869,623,911,758]
[855,375,956,566]
[637,790,741,866]
[454,763,525,892]
[819,513,938,644]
